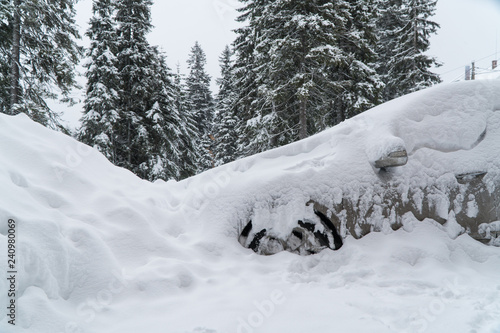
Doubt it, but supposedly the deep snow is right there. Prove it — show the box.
[1,80,500,333]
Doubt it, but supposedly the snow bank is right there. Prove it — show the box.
[1,80,500,333]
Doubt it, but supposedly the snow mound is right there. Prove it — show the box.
[479,221,500,246]
[1,80,500,332]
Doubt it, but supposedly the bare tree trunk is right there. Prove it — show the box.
[10,0,21,114]
[299,98,307,140]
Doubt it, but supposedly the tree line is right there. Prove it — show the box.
[0,0,440,181]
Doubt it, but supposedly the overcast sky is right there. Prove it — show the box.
[431,0,500,81]
[65,0,500,126]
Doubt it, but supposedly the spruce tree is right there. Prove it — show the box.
[213,45,238,165]
[80,0,197,181]
[376,0,404,101]
[185,41,215,171]
[0,0,83,129]
[330,0,383,123]
[0,8,10,114]
[144,51,199,181]
[232,0,281,156]
[172,65,200,179]
[186,42,214,135]
[377,0,441,101]
[232,0,382,156]
[79,0,119,163]
[113,0,158,178]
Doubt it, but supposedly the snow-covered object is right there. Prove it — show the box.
[1,80,500,332]
[479,221,500,246]
[236,79,500,252]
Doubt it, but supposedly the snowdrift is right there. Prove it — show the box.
[1,80,500,333]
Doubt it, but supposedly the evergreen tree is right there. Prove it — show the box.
[375,0,404,101]
[186,41,214,135]
[330,0,383,123]
[113,0,158,178]
[231,0,281,156]
[232,0,269,147]
[80,0,197,181]
[0,6,10,114]
[172,65,200,179]
[0,0,83,129]
[185,41,215,171]
[79,0,119,163]
[377,0,441,101]
[232,0,382,156]
[213,45,238,165]
[143,50,197,180]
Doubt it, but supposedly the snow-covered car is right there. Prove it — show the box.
[236,80,500,255]
[3,80,500,333]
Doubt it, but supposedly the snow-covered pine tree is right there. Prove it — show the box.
[172,65,200,179]
[79,0,119,164]
[0,0,82,130]
[375,0,404,101]
[144,50,199,181]
[108,0,196,181]
[377,0,441,101]
[0,7,10,114]
[232,0,382,155]
[330,0,383,123]
[231,0,268,157]
[232,0,298,156]
[173,64,187,117]
[113,0,159,178]
[185,41,215,171]
[213,45,238,166]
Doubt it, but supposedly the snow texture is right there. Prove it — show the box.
[1,80,500,332]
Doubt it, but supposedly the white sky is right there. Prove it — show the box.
[431,0,500,81]
[64,0,500,127]
[74,0,242,87]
